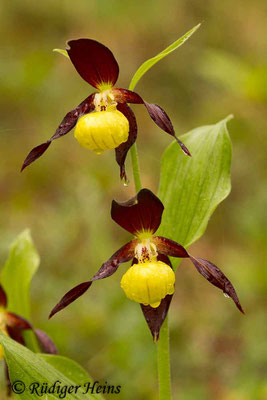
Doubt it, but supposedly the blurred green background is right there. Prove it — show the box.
[0,0,267,399]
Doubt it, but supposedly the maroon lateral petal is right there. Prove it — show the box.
[21,142,51,172]
[91,240,137,281]
[21,94,95,171]
[139,254,174,341]
[189,256,245,314]
[5,312,32,330]
[144,102,191,156]
[113,88,143,104]
[50,240,136,318]
[111,189,164,236]
[0,285,7,308]
[49,281,92,319]
[34,329,58,354]
[113,88,191,156]
[115,103,137,183]
[67,39,119,89]
[153,236,189,258]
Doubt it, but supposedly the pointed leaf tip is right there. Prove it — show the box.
[158,116,232,248]
[53,48,69,59]
[129,23,201,91]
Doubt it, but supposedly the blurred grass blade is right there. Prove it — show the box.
[0,333,103,400]
[1,230,40,351]
[158,116,232,255]
[129,23,201,91]
[53,48,69,58]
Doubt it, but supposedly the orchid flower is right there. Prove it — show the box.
[50,189,244,341]
[21,39,191,183]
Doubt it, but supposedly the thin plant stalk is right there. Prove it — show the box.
[130,143,142,192]
[130,141,172,400]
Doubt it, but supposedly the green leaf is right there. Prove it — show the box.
[53,48,69,59]
[1,230,40,351]
[129,23,201,91]
[1,230,39,318]
[158,116,232,252]
[0,333,103,400]
[40,354,93,384]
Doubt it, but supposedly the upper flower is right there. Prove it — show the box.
[50,189,244,341]
[21,39,191,183]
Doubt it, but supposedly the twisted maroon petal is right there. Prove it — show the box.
[153,236,189,258]
[113,88,191,156]
[140,254,174,341]
[111,189,164,236]
[21,94,95,171]
[67,39,119,89]
[144,102,191,156]
[113,88,143,104]
[0,285,7,308]
[50,240,137,318]
[91,240,137,281]
[115,103,137,183]
[49,281,92,319]
[34,329,58,354]
[189,256,245,314]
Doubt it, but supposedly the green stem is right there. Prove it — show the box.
[130,143,142,192]
[129,141,172,400]
[157,317,172,400]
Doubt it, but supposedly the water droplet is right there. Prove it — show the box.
[123,178,129,187]
[223,292,230,298]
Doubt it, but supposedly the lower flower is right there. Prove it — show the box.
[120,261,175,308]
[50,188,244,341]
[74,109,129,154]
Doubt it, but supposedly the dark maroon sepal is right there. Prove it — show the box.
[153,236,189,258]
[140,254,174,341]
[21,94,95,171]
[0,285,7,308]
[91,240,137,281]
[111,189,164,236]
[34,329,58,354]
[49,281,92,319]
[67,39,119,89]
[5,312,32,330]
[189,256,245,314]
[115,103,137,183]
[141,295,172,342]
